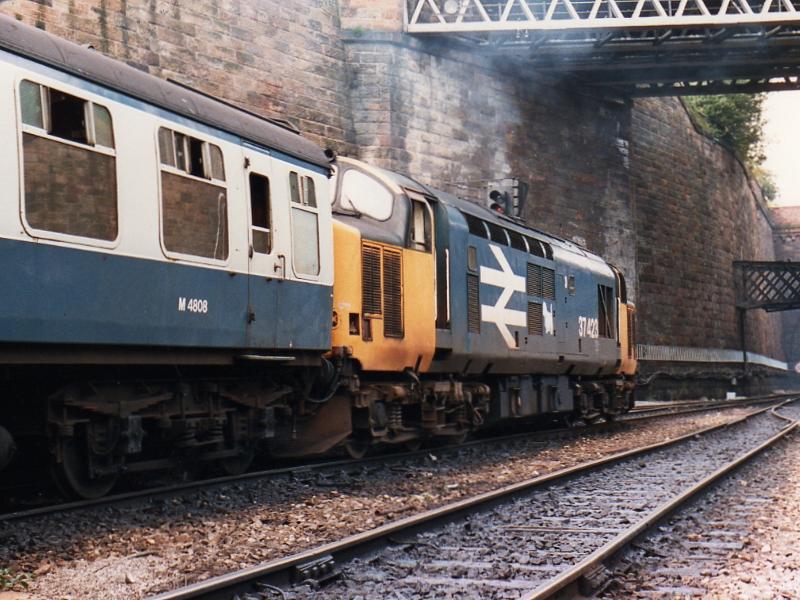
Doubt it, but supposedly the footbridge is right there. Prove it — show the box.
[405,0,800,94]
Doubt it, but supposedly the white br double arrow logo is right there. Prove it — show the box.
[480,245,526,348]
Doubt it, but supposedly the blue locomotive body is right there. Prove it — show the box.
[429,192,629,419]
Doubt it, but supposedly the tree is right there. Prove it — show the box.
[683,94,766,167]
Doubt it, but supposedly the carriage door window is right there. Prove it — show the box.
[289,171,320,277]
[249,174,271,254]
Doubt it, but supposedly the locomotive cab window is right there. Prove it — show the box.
[339,169,393,221]
[158,127,228,261]
[409,197,431,252]
[289,171,320,277]
[18,80,118,242]
[598,284,616,339]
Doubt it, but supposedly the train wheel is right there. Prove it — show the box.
[404,437,423,452]
[51,434,120,500]
[218,446,256,477]
[344,437,370,459]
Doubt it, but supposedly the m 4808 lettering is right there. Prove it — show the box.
[178,297,209,314]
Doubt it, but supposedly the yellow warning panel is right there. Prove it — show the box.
[331,220,436,373]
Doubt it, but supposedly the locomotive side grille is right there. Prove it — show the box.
[526,263,542,297]
[383,248,404,338]
[362,244,382,316]
[527,302,543,336]
[542,267,556,300]
[467,274,480,333]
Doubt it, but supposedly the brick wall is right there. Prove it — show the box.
[631,98,782,359]
[1,0,356,153]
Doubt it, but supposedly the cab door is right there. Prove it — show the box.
[243,147,279,349]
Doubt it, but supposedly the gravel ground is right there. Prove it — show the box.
[599,405,800,599]
[0,408,756,599]
[304,407,792,599]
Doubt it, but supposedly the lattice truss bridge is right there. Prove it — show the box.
[405,0,800,94]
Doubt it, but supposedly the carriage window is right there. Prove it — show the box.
[158,128,175,167]
[20,80,44,129]
[249,173,271,254]
[209,145,225,181]
[93,105,114,148]
[49,89,88,145]
[158,127,228,260]
[158,127,225,182]
[19,81,118,242]
[289,171,320,276]
[290,171,316,207]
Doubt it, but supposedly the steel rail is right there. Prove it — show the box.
[0,394,781,524]
[147,399,795,600]
[520,403,799,600]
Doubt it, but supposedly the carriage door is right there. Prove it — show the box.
[244,148,278,349]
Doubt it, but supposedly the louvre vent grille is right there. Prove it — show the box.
[527,263,542,297]
[383,249,403,338]
[527,302,543,336]
[542,268,556,300]
[362,244,382,315]
[467,274,480,333]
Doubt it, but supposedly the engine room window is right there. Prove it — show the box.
[526,236,545,258]
[486,222,509,245]
[339,169,393,221]
[508,229,527,252]
[19,81,118,242]
[463,213,488,239]
[249,173,272,254]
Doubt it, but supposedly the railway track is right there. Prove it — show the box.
[146,397,799,600]
[0,394,782,524]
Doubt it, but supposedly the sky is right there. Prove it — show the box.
[763,91,800,206]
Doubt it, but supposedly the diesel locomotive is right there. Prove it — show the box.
[0,16,636,499]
